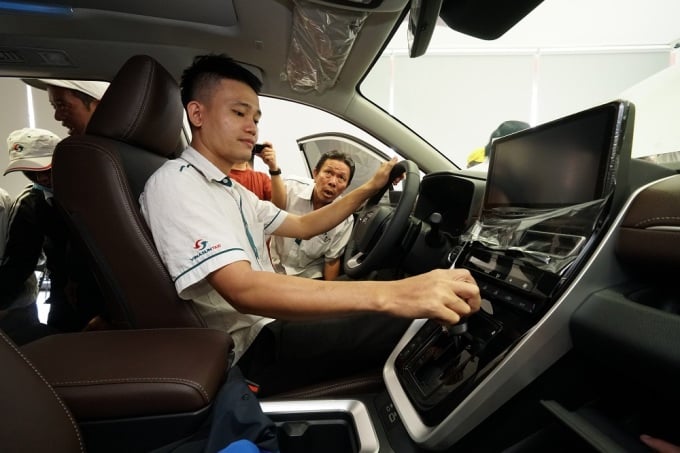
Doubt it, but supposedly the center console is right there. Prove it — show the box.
[383,100,636,450]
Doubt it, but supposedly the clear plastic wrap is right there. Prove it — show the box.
[460,196,610,274]
[285,0,368,93]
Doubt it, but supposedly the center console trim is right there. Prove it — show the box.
[383,178,666,450]
[260,399,379,453]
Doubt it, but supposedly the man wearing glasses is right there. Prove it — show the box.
[270,150,354,280]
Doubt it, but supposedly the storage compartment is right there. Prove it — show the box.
[261,399,379,453]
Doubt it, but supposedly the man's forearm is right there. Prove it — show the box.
[296,184,373,239]
[270,173,287,209]
[274,158,396,240]
[323,258,342,281]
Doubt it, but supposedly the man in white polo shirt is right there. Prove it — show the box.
[140,54,481,396]
[270,150,355,280]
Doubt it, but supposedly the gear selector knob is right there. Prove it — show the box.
[444,318,468,335]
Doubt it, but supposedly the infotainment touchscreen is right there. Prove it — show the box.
[483,101,631,211]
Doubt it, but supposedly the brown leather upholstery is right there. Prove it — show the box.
[51,55,382,401]
[0,331,84,452]
[20,328,233,420]
[52,55,205,329]
[616,174,680,274]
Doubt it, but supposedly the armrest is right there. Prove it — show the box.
[21,328,233,421]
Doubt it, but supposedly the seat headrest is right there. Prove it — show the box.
[86,54,183,158]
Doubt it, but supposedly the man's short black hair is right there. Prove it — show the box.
[180,54,263,107]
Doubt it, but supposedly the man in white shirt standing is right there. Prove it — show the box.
[270,150,355,280]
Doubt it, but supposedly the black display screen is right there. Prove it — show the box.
[483,101,627,210]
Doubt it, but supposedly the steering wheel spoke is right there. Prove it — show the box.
[343,160,420,278]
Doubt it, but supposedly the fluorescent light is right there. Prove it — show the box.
[26,85,35,128]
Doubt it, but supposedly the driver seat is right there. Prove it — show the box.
[52,54,205,329]
[52,54,385,398]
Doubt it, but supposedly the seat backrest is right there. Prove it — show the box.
[52,54,205,329]
[0,331,83,452]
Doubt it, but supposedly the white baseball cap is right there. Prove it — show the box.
[22,78,109,101]
[4,128,61,175]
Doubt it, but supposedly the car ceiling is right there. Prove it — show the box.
[0,0,409,107]
[0,0,550,105]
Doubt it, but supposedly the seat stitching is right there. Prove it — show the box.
[51,377,209,402]
[1,332,85,452]
[634,215,680,228]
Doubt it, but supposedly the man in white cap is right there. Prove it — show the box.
[0,128,100,343]
[22,79,109,136]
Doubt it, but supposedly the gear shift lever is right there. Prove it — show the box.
[444,317,468,335]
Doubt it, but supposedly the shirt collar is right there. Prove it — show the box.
[180,147,229,183]
[299,179,315,201]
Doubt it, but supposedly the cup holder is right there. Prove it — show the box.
[261,399,379,453]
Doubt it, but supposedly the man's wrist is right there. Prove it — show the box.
[269,168,282,176]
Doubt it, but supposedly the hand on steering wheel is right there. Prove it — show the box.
[343,160,420,278]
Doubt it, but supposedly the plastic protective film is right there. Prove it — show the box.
[285,0,368,93]
[460,196,611,274]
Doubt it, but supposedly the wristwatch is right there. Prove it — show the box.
[269,168,282,175]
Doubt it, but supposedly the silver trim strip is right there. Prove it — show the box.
[645,225,680,231]
[260,399,379,453]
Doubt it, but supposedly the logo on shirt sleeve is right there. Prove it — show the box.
[191,238,222,261]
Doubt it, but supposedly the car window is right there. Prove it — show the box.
[297,133,410,206]
[254,96,400,179]
[361,2,679,169]
[298,133,390,193]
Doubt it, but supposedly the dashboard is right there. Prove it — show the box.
[381,100,656,449]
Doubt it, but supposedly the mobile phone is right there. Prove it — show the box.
[252,143,266,155]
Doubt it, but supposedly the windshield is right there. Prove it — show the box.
[361,0,680,169]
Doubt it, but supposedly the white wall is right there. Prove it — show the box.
[361,48,671,167]
[257,46,672,174]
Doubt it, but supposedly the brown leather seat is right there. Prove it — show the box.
[0,330,83,452]
[51,54,383,399]
[1,325,234,452]
[52,54,205,329]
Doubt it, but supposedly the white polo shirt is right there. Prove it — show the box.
[140,147,287,360]
[269,177,353,279]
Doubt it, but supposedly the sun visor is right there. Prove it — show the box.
[285,0,368,93]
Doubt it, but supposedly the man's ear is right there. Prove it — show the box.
[186,100,203,127]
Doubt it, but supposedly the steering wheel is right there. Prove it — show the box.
[343,160,420,279]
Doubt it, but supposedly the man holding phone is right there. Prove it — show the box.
[228,141,286,208]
